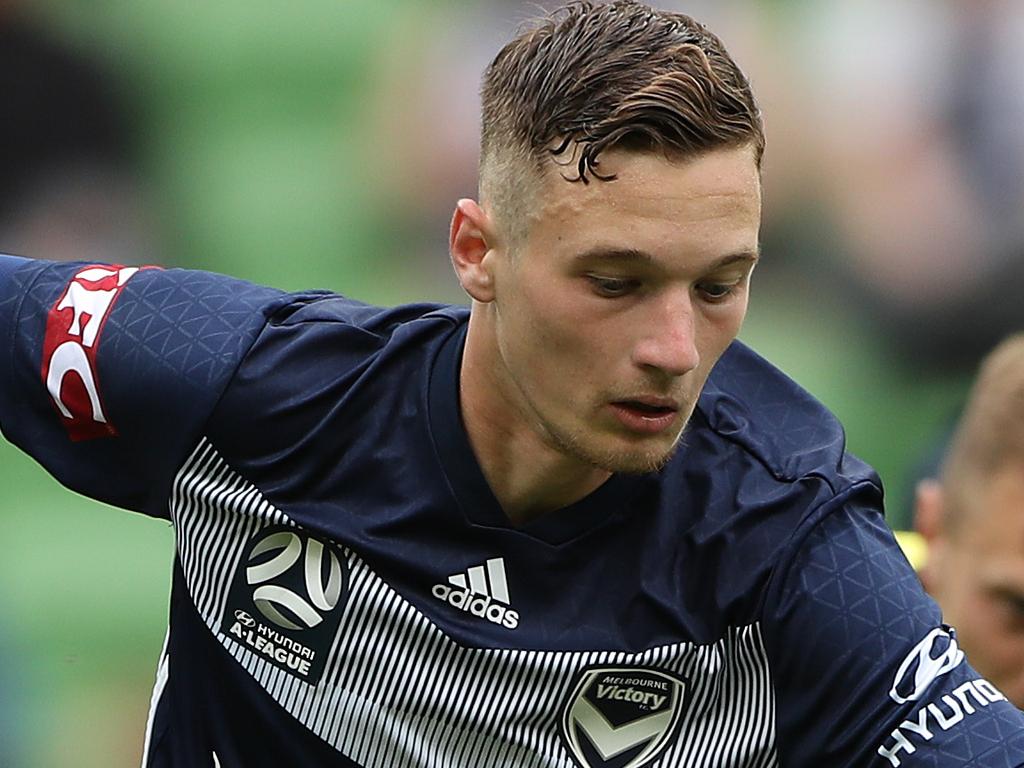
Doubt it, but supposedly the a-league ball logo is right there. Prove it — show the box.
[220,525,349,685]
[246,530,344,631]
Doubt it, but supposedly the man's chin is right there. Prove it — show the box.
[600,447,678,474]
[580,434,684,475]
[544,416,687,475]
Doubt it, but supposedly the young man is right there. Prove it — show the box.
[1,2,1022,766]
[916,334,1024,711]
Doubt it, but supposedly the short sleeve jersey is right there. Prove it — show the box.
[2,255,1023,768]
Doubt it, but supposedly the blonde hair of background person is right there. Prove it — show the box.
[916,332,1024,708]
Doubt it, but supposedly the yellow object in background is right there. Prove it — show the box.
[894,530,928,571]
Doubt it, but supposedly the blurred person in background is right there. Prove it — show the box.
[915,333,1024,708]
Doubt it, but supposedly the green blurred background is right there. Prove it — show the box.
[2,0,1021,765]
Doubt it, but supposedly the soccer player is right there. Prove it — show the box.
[915,334,1024,710]
[1,2,1022,766]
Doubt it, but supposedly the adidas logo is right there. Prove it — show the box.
[431,557,520,630]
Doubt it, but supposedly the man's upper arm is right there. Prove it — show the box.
[763,494,1024,767]
[0,254,23,289]
[0,257,285,518]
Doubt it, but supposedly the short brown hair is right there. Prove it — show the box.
[479,0,764,243]
[943,333,1024,526]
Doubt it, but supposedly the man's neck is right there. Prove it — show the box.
[459,315,611,526]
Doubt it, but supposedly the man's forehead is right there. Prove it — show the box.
[521,147,761,259]
[535,146,761,213]
[959,462,1024,547]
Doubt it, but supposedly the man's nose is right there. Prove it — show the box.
[631,290,700,377]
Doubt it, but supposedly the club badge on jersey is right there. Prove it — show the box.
[560,667,687,768]
[41,265,146,441]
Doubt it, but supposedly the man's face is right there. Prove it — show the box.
[484,145,761,473]
[927,465,1024,707]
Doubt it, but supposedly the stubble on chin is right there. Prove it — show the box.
[548,416,692,475]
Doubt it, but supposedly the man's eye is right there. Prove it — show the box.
[587,276,638,298]
[1001,592,1024,619]
[990,588,1024,629]
[697,281,738,301]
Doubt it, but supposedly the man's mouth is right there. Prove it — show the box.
[617,400,677,415]
[612,396,680,414]
[608,398,681,433]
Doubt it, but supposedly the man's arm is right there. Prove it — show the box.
[763,495,1024,767]
[0,256,286,518]
[0,253,26,287]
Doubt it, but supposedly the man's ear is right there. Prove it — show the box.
[914,479,945,543]
[914,478,946,593]
[449,199,498,303]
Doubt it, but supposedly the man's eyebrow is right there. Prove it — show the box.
[572,247,656,265]
[711,250,761,269]
[572,246,760,269]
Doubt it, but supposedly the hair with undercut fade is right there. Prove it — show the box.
[479,0,764,246]
[942,333,1024,531]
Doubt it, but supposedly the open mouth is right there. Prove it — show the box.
[609,400,680,434]
[614,400,678,416]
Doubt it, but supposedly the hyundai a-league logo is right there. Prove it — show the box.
[560,667,686,768]
[220,525,349,685]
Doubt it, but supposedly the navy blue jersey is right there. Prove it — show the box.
[2,254,1023,767]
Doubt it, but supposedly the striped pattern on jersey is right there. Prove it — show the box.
[168,439,779,768]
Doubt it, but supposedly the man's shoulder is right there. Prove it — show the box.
[644,341,884,636]
[268,292,463,338]
[205,295,465,466]
[695,339,877,493]
[247,292,466,370]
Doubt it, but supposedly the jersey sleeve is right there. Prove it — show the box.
[762,491,1024,767]
[0,255,287,518]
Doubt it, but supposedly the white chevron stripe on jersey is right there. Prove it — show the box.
[169,438,780,767]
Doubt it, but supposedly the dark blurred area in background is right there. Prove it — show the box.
[0,1,1020,766]
[0,5,155,266]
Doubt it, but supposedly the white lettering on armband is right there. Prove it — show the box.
[41,265,143,441]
